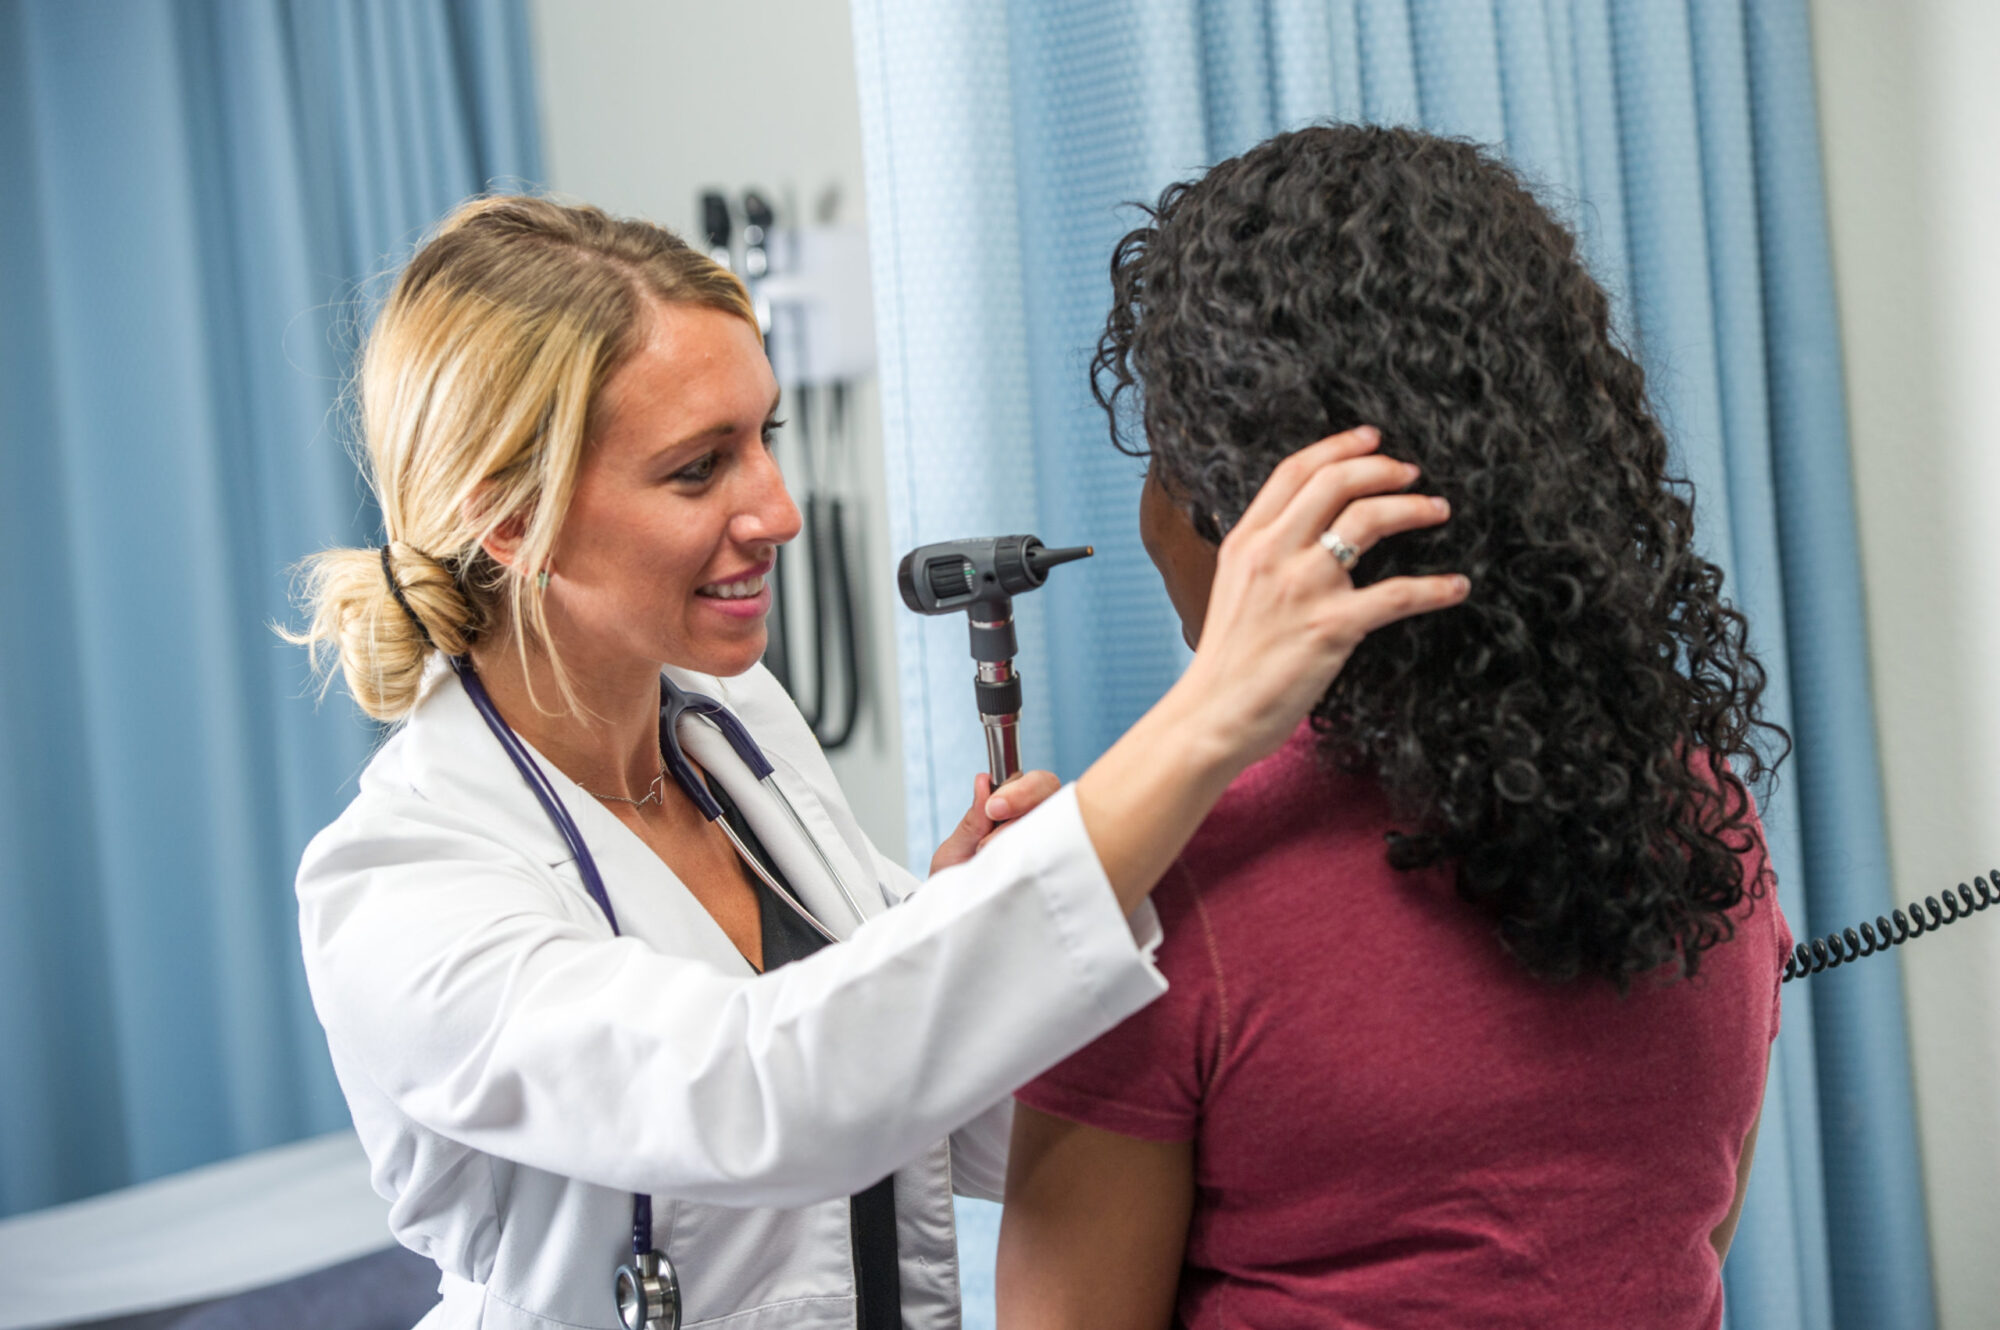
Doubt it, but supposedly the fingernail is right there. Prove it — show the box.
[1453,575,1471,595]
[1356,425,1381,445]
[1431,496,1451,516]
[986,796,1012,820]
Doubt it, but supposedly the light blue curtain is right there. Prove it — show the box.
[0,0,541,1218]
[852,3,1933,1328]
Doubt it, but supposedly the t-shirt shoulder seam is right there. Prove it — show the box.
[1175,858,1232,1063]
[1768,892,1790,1036]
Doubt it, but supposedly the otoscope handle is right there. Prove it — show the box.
[977,657,1023,786]
[984,718,1022,787]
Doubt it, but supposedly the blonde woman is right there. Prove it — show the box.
[289,195,1466,1330]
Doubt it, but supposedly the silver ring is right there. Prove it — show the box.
[1318,529,1361,570]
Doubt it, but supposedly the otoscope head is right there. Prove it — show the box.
[896,535,1094,616]
[896,534,1094,785]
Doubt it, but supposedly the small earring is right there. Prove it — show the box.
[536,570,550,591]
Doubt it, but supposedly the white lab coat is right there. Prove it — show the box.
[296,661,1165,1330]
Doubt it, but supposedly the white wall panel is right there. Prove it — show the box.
[1811,2,2000,1323]
[528,0,907,860]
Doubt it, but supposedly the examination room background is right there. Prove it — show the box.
[3,3,1997,1330]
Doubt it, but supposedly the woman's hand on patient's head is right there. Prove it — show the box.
[1177,425,1468,770]
[930,770,1063,875]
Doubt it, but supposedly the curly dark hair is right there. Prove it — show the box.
[1093,124,1788,987]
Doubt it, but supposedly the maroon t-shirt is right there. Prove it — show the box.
[1018,724,1789,1329]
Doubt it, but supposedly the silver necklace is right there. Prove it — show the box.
[585,761,671,809]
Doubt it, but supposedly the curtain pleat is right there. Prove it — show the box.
[0,0,542,1218]
[1744,7,1935,1328]
[853,2,1935,1326]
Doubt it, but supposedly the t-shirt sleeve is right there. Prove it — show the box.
[1724,768,1790,1043]
[1771,896,1793,1039]
[1014,863,1223,1143]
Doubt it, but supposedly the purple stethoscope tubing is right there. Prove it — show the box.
[450,655,624,931]
[449,655,675,1321]
[444,653,856,1319]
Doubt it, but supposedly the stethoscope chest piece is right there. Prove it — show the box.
[615,1249,680,1330]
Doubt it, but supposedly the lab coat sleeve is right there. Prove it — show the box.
[861,805,1166,1200]
[856,827,1012,1197]
[938,890,1165,1199]
[298,781,1165,1210]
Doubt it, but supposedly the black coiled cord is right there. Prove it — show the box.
[1783,868,1999,983]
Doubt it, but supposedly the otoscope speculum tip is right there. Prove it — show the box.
[1024,544,1093,581]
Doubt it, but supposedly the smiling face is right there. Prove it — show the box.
[543,300,799,680]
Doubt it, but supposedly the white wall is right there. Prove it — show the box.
[528,0,906,860]
[1810,2,2000,1325]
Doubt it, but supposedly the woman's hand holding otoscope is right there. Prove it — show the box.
[928,769,1062,875]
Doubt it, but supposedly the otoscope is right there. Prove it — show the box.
[897,536,1093,787]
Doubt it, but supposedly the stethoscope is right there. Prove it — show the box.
[448,655,869,1330]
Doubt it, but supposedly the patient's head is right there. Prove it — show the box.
[1095,124,1787,987]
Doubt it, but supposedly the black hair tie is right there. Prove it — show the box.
[380,544,437,649]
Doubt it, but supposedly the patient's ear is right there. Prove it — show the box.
[1139,468,1220,649]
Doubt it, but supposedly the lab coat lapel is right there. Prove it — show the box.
[398,664,756,973]
[398,666,575,870]
[669,688,881,942]
[561,782,755,971]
